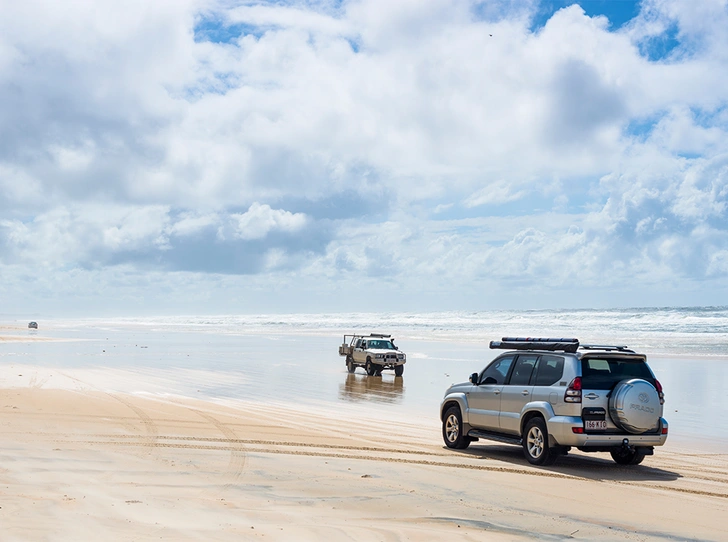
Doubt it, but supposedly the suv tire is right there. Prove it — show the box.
[442,406,470,450]
[523,417,557,466]
[394,365,404,377]
[610,447,647,465]
[346,356,355,373]
[365,359,376,376]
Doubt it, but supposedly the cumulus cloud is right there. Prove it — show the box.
[1,0,728,313]
[229,202,308,240]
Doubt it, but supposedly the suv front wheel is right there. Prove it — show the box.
[442,406,470,450]
[523,417,557,466]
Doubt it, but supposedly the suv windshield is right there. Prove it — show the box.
[581,357,654,390]
[367,340,396,350]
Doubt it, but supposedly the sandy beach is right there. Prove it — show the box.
[1,382,727,540]
[2,324,728,541]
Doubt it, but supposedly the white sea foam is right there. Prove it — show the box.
[58,306,728,356]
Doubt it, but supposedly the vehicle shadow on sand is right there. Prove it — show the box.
[449,444,681,482]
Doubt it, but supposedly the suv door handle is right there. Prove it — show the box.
[493,390,501,395]
[584,393,600,400]
[521,390,529,396]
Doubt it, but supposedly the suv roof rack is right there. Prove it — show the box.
[579,344,635,353]
[490,337,580,353]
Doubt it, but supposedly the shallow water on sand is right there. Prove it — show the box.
[2,321,726,451]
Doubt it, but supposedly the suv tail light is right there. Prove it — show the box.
[564,377,582,403]
[655,379,664,405]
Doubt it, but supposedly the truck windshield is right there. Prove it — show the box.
[368,340,395,350]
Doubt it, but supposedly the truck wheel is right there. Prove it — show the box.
[394,365,404,377]
[346,356,355,373]
[365,359,376,376]
[522,417,557,466]
[442,406,470,449]
[610,447,646,465]
[374,366,383,376]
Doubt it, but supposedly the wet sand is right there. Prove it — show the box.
[1,323,728,540]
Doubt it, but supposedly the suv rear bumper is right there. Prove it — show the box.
[548,416,668,448]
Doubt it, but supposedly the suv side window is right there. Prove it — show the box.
[532,355,564,386]
[479,355,515,385]
[355,339,362,348]
[508,354,539,386]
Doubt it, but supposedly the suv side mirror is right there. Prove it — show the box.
[469,373,479,384]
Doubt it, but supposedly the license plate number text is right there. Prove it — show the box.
[585,420,607,430]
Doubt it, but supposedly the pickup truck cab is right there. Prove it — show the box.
[339,333,406,376]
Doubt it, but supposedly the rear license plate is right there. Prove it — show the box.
[585,420,607,430]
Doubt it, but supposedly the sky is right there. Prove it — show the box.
[1,0,728,316]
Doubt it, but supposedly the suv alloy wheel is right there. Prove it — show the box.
[443,406,470,450]
[523,417,557,466]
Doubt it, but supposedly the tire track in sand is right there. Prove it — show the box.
[55,434,728,500]
[186,408,247,492]
[54,370,159,455]
[110,394,159,455]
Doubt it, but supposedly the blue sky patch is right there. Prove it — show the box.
[194,18,266,44]
[638,22,681,61]
[531,0,641,32]
[346,38,360,53]
[692,106,727,129]
[430,185,596,221]
[182,71,241,101]
[625,116,660,141]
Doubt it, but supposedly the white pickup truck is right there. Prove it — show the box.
[338,333,406,376]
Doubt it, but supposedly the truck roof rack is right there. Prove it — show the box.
[342,333,392,342]
[490,337,580,353]
[579,344,635,353]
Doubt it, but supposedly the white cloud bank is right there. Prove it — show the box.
[1,0,727,315]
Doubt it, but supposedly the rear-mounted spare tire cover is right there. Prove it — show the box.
[609,378,660,434]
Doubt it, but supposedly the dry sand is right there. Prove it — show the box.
[1,384,727,541]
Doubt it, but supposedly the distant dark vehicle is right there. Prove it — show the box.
[28,321,38,329]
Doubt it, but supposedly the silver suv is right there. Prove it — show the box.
[440,337,668,466]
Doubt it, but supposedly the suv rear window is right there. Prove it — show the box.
[581,357,654,390]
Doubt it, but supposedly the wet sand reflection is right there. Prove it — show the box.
[339,374,405,404]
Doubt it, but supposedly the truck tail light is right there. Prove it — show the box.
[564,377,582,403]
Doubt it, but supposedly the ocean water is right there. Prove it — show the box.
[61,305,728,356]
[2,306,727,452]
